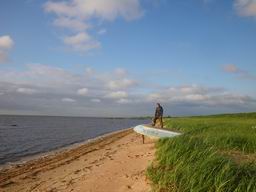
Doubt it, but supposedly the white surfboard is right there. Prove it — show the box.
[133,125,181,138]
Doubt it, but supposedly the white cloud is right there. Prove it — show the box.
[85,67,94,76]
[0,64,255,116]
[0,35,14,49]
[146,85,253,106]
[0,35,14,63]
[77,87,88,96]
[234,0,256,17]
[116,98,132,104]
[17,88,37,95]
[2,64,80,88]
[44,0,143,21]
[91,98,101,103]
[105,91,128,99]
[0,64,137,93]
[105,68,137,90]
[184,94,208,101]
[53,17,90,31]
[114,68,127,77]
[44,1,75,16]
[64,32,100,52]
[223,64,240,73]
[62,97,76,102]
[44,0,143,52]
[98,28,107,35]
[0,64,139,107]
[107,78,137,90]
[223,64,256,80]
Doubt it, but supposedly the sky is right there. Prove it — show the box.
[0,0,256,117]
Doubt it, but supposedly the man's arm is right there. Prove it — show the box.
[155,107,157,117]
[161,107,163,116]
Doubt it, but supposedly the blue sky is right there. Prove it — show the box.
[0,0,256,117]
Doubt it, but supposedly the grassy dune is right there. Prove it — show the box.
[147,113,256,192]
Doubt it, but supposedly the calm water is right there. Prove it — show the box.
[0,115,149,165]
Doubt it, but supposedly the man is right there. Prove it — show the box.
[152,103,164,128]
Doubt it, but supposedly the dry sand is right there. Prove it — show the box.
[0,129,156,192]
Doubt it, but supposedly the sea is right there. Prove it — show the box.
[0,115,150,165]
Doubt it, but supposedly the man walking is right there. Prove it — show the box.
[152,103,164,128]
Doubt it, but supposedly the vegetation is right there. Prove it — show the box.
[147,113,256,192]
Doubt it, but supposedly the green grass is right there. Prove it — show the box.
[147,113,256,192]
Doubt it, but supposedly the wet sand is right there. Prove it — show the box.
[0,129,156,192]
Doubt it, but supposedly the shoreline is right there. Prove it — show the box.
[0,128,133,180]
[0,127,156,192]
[0,127,132,170]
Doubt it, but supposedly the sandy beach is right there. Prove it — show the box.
[0,129,156,192]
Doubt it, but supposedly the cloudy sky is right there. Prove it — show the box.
[0,0,256,117]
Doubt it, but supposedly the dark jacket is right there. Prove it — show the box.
[155,106,163,117]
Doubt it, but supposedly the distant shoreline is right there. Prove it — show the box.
[0,114,152,119]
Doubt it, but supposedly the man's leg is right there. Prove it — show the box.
[152,117,157,126]
[159,116,163,128]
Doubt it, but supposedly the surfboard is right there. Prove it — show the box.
[133,125,181,138]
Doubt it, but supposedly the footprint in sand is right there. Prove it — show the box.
[90,160,99,164]
[107,155,114,160]
[48,187,57,192]
[84,166,92,170]
[66,179,75,186]
[74,169,81,174]
[99,157,106,161]
[127,155,133,158]
[105,150,117,155]
[0,180,16,188]
[127,185,132,189]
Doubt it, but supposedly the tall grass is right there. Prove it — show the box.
[147,113,256,192]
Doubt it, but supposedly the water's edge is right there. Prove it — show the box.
[0,127,133,170]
